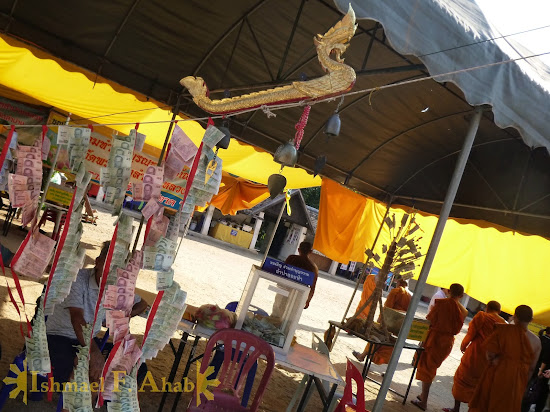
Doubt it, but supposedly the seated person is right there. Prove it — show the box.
[46,241,148,385]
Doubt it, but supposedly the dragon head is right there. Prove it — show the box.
[314,5,357,68]
[180,76,209,98]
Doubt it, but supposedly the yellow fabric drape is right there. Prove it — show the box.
[198,172,270,215]
[0,34,321,189]
[314,178,550,325]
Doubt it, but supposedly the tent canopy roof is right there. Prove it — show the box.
[1,0,550,236]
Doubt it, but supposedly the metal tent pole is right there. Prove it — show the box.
[261,200,286,266]
[372,106,483,412]
[330,199,392,349]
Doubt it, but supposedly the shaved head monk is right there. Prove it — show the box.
[412,283,468,411]
[444,300,506,412]
[353,279,411,363]
[355,271,376,319]
[469,305,542,412]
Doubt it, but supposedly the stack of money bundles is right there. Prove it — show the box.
[0,130,18,191]
[103,335,142,405]
[132,165,163,202]
[101,131,135,214]
[107,371,140,412]
[104,254,141,342]
[163,125,197,181]
[9,140,43,226]
[26,299,51,374]
[12,230,56,279]
[106,213,135,284]
[179,126,224,227]
[56,126,91,174]
[44,169,92,315]
[141,281,187,361]
[62,324,93,412]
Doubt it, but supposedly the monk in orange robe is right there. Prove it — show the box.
[411,283,468,411]
[353,279,411,363]
[469,305,542,412]
[355,273,376,320]
[443,300,506,412]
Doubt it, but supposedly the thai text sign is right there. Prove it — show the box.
[407,319,430,341]
[262,257,314,286]
[45,185,73,207]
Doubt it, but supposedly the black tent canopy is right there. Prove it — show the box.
[1,0,550,236]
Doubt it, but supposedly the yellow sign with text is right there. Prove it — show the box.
[407,319,430,341]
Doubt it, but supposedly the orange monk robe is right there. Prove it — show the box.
[356,274,376,320]
[470,324,535,412]
[384,286,411,312]
[416,298,466,382]
[371,286,412,364]
[452,311,506,403]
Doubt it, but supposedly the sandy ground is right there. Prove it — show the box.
[0,205,472,412]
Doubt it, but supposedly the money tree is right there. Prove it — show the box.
[345,212,423,341]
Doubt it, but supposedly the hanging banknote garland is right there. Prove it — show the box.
[343,212,424,341]
[63,324,94,412]
[100,127,138,215]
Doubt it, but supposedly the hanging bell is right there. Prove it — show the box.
[268,174,287,199]
[324,113,341,137]
[216,120,231,150]
[313,155,326,177]
[273,141,298,167]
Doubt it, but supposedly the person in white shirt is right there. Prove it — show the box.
[428,287,449,313]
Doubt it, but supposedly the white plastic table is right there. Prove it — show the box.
[158,320,344,412]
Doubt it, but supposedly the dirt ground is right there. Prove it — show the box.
[0,205,471,412]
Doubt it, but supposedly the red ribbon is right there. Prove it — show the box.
[41,124,48,145]
[142,213,154,244]
[87,124,94,133]
[207,117,214,128]
[9,231,33,337]
[97,339,123,406]
[0,252,26,337]
[135,123,140,130]
[182,142,203,206]
[90,224,118,347]
[141,290,164,349]
[293,105,311,150]
[42,190,77,309]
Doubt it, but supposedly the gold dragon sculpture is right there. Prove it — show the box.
[181,6,357,115]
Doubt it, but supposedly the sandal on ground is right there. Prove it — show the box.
[411,399,427,411]
[352,350,365,362]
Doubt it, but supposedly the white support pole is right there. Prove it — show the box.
[328,260,339,276]
[200,204,215,235]
[262,202,285,266]
[462,294,471,308]
[295,225,307,253]
[249,212,264,250]
[372,106,483,411]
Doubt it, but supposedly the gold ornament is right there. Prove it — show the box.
[180,6,357,115]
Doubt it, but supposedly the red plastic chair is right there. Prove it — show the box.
[334,359,367,412]
[187,329,275,412]
[38,207,67,240]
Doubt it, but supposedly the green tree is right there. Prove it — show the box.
[301,187,321,209]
